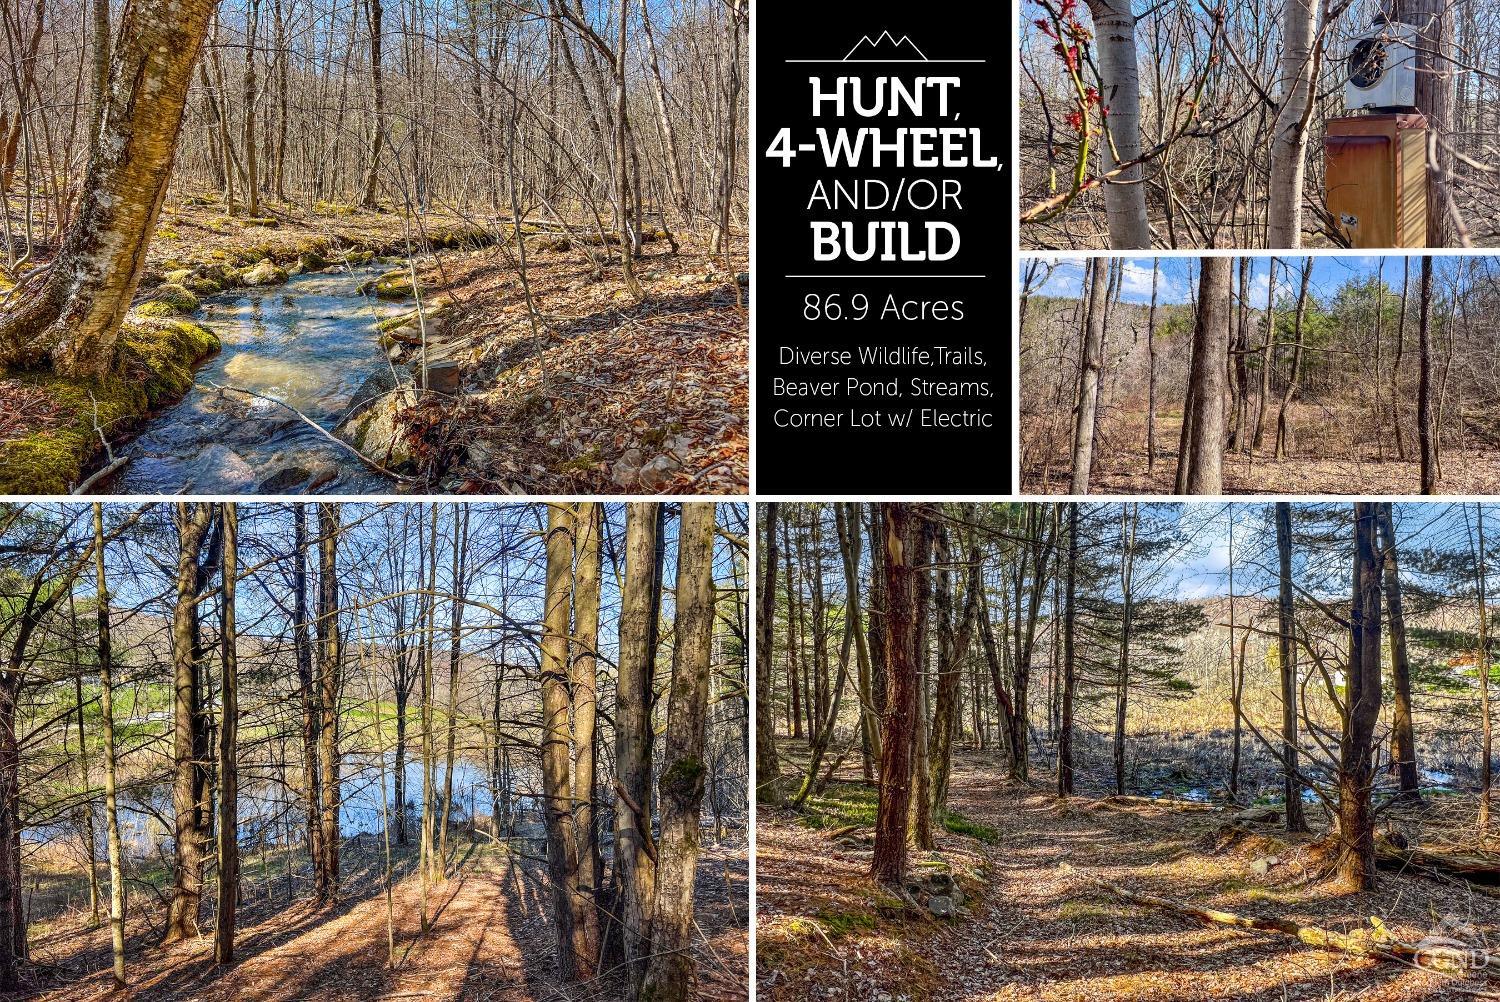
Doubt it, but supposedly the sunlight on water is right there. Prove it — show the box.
[109,264,405,495]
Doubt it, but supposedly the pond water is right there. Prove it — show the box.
[103,264,407,494]
[27,753,541,859]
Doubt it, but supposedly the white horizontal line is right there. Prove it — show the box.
[783,59,986,63]
[784,274,987,279]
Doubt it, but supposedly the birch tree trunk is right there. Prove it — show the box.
[639,502,717,1002]
[1085,0,1150,247]
[1266,0,1318,247]
[0,0,216,378]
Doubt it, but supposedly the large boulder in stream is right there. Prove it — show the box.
[334,382,417,470]
[241,258,290,286]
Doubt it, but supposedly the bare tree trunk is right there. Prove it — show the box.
[241,0,260,217]
[292,510,324,890]
[0,0,216,377]
[316,504,342,900]
[1274,503,1308,832]
[872,504,917,887]
[1084,0,1150,247]
[1058,503,1079,797]
[1266,0,1318,247]
[92,505,127,987]
[1409,0,1454,246]
[438,507,469,875]
[214,504,239,964]
[1275,259,1312,459]
[1339,503,1383,891]
[570,502,603,958]
[1252,259,1277,451]
[540,504,589,981]
[360,0,385,208]
[1377,504,1421,802]
[1071,260,1108,494]
[756,504,784,805]
[1113,504,1137,795]
[1146,265,1159,469]
[1418,256,1438,493]
[614,502,662,995]
[639,502,717,1002]
[164,503,213,943]
[1477,503,1493,833]
[1176,257,1232,494]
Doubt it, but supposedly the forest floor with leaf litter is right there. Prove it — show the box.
[757,751,1500,1001]
[11,834,747,1002]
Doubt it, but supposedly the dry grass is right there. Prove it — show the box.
[1021,404,1500,495]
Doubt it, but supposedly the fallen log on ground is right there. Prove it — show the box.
[1377,844,1500,885]
[1063,864,1492,973]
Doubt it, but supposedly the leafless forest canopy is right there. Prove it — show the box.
[2,0,747,253]
[1019,0,1500,248]
[1022,255,1500,495]
[0,501,748,1001]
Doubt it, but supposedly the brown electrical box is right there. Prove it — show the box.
[1324,114,1427,248]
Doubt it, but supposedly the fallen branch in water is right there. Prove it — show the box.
[202,381,424,486]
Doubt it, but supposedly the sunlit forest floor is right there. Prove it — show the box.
[1,194,747,493]
[12,834,748,1001]
[757,748,1500,1002]
[1021,407,1500,495]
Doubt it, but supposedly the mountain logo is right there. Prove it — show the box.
[841,30,928,61]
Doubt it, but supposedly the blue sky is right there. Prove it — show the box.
[1025,257,1410,307]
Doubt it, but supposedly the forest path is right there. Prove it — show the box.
[758,750,1500,1002]
[21,835,749,1002]
[23,842,566,1002]
[204,844,546,1001]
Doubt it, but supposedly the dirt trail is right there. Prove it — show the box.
[20,840,748,1002]
[758,753,1500,1002]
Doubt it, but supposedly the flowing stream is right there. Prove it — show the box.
[102,263,407,494]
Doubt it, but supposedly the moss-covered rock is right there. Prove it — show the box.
[142,283,201,314]
[346,249,375,266]
[164,268,194,284]
[0,315,219,493]
[360,269,420,300]
[185,275,224,295]
[241,258,290,287]
[242,216,279,228]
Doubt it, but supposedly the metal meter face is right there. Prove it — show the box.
[1349,37,1386,89]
